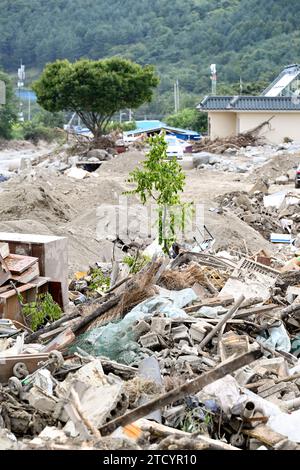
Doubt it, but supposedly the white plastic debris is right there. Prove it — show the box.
[143,239,164,258]
[0,429,18,450]
[268,409,300,443]
[198,375,240,416]
[64,167,89,179]
[256,323,291,353]
[157,287,198,309]
[263,191,287,209]
[195,305,227,318]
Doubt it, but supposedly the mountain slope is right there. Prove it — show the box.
[1,0,299,114]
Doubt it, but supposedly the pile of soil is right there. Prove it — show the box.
[99,150,146,175]
[248,153,300,183]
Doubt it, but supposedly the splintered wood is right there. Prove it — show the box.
[192,118,273,154]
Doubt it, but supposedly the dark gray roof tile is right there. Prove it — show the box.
[198,96,300,111]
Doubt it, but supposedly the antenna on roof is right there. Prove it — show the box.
[210,64,217,95]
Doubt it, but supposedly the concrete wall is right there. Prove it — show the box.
[237,112,300,144]
[208,110,300,144]
[208,112,237,139]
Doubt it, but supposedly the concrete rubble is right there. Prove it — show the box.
[1,138,300,451]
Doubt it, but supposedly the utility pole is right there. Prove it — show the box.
[119,111,126,123]
[174,80,180,113]
[17,61,25,122]
[0,80,6,106]
[28,90,31,121]
[129,109,133,122]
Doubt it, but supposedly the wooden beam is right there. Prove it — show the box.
[184,295,234,313]
[99,350,261,435]
[199,295,245,349]
[137,419,240,450]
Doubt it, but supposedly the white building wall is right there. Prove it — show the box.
[208,112,237,139]
[208,111,300,144]
[237,112,300,144]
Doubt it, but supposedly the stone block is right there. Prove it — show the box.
[151,317,172,337]
[139,332,160,350]
[189,322,207,343]
[171,325,191,343]
[132,320,151,339]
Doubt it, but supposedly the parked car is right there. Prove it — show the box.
[296,164,300,188]
[165,135,184,159]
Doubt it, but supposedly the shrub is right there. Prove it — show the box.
[21,293,62,331]
[23,122,63,144]
[123,254,151,274]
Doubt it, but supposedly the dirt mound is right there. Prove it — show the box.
[99,150,145,176]
[248,153,300,183]
[0,180,73,223]
[0,219,51,235]
[0,140,36,151]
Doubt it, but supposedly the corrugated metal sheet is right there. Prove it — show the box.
[263,64,300,97]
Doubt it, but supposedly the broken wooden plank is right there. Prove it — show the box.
[99,357,138,379]
[11,262,40,284]
[235,304,280,319]
[137,419,240,450]
[243,424,287,447]
[5,253,38,274]
[39,326,66,341]
[24,310,80,344]
[199,295,245,349]
[99,349,261,435]
[42,327,75,352]
[0,242,9,259]
[184,295,234,313]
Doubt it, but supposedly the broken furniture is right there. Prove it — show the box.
[0,234,68,320]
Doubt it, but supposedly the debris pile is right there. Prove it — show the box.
[192,119,277,155]
[1,238,300,451]
[216,190,300,242]
[193,133,261,155]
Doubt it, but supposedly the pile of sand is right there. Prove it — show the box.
[0,148,276,275]
[98,150,146,176]
[0,178,73,223]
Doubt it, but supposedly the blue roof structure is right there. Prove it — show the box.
[125,120,201,140]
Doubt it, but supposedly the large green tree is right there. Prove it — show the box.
[33,57,159,139]
[0,71,17,139]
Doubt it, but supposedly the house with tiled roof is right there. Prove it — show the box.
[197,64,300,144]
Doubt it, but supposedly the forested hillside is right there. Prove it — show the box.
[1,0,300,116]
